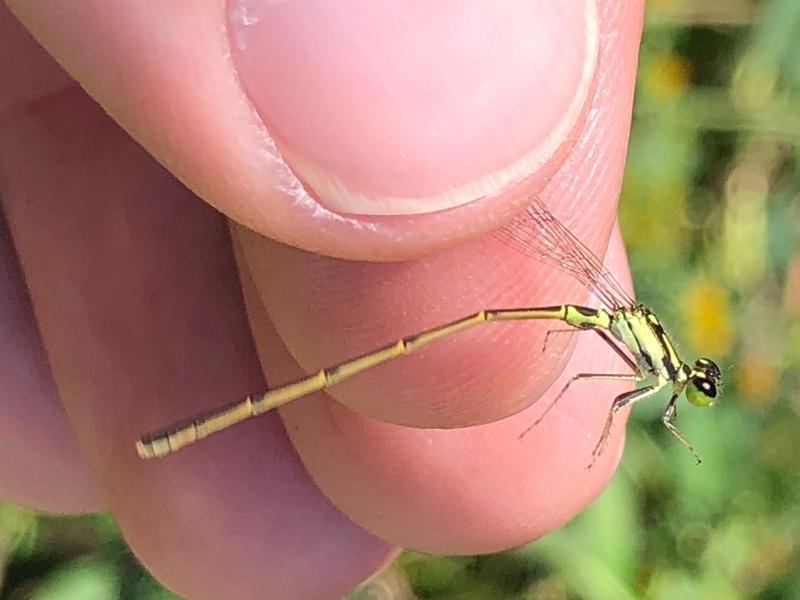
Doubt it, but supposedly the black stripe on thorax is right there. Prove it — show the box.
[646,312,680,377]
[626,312,656,373]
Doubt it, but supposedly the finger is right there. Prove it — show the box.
[6,0,598,259]
[0,5,100,513]
[0,3,73,111]
[240,0,644,427]
[0,211,100,513]
[246,228,634,553]
[1,89,393,599]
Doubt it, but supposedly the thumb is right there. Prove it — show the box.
[6,0,598,260]
[230,1,598,217]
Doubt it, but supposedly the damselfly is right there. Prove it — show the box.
[136,198,721,465]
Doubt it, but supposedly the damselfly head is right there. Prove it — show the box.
[686,357,721,407]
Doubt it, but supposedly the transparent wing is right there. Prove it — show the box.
[493,198,635,310]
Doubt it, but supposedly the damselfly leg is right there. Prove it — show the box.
[662,394,702,464]
[591,382,667,467]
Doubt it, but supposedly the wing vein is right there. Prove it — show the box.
[492,198,635,310]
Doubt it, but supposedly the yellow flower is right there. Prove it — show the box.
[680,278,733,356]
[642,53,692,102]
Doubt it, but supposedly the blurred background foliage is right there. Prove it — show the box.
[2,1,799,598]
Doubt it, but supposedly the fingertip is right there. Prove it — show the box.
[261,293,631,553]
[229,0,599,217]
[239,224,634,553]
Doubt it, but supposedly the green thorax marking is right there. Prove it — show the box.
[562,305,612,330]
[609,306,685,379]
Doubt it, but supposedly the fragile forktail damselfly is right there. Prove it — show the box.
[136,198,721,465]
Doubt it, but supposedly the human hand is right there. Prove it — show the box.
[0,1,643,598]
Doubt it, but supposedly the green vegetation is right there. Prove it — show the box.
[3,2,799,598]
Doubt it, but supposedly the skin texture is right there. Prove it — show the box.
[0,1,644,598]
